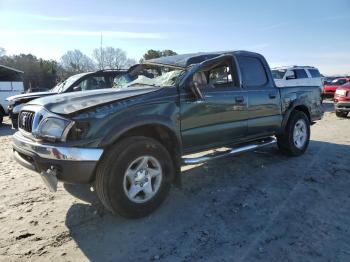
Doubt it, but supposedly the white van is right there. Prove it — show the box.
[271,66,323,92]
[0,65,24,124]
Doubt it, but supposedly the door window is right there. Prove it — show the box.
[75,76,107,91]
[237,56,268,87]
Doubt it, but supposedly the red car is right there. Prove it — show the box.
[334,83,350,118]
[323,77,350,99]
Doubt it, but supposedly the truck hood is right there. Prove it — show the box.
[27,87,162,115]
[6,91,56,102]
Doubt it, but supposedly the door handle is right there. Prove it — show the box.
[235,96,245,103]
[269,93,276,99]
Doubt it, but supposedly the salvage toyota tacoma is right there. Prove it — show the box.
[12,51,323,218]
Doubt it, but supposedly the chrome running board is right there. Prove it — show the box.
[182,137,277,165]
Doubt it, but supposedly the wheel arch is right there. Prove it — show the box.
[281,104,311,133]
[98,119,183,186]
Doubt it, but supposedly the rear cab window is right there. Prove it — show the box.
[237,56,268,87]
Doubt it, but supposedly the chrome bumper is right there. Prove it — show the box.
[12,131,104,184]
[12,131,103,161]
[335,101,350,111]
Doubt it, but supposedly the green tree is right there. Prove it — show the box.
[0,54,66,91]
[141,49,177,62]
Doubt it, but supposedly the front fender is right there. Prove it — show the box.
[99,115,182,150]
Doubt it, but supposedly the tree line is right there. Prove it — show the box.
[0,47,177,91]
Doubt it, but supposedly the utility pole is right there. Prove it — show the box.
[100,33,103,70]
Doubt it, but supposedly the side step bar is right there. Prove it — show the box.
[182,137,277,165]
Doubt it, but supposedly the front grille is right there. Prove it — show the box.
[18,111,35,132]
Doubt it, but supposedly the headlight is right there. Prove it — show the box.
[37,117,74,142]
[335,89,347,96]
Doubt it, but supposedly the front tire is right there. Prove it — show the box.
[277,111,310,156]
[336,111,348,118]
[95,136,174,218]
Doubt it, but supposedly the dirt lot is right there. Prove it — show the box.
[0,101,349,262]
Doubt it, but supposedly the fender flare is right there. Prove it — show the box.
[98,115,182,150]
[280,101,311,133]
[98,115,183,187]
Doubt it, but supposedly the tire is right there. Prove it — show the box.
[277,111,310,156]
[336,111,348,118]
[95,136,174,218]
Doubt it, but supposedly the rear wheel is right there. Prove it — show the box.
[277,111,310,156]
[95,136,174,218]
[336,111,348,118]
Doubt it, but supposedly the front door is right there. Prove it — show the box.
[180,58,248,153]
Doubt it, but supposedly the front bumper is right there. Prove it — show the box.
[322,91,335,98]
[12,131,103,184]
[335,101,350,112]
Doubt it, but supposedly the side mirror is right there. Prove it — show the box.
[72,86,81,91]
[189,81,204,100]
[285,71,296,80]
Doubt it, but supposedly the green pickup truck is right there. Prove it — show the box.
[12,51,323,218]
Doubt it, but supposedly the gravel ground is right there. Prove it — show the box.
[0,101,349,262]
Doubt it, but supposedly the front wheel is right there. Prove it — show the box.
[95,136,174,218]
[336,111,348,118]
[277,111,310,156]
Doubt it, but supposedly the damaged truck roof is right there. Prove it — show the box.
[146,50,259,68]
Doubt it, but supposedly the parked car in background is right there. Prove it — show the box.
[334,83,350,118]
[271,66,323,92]
[6,69,126,128]
[0,65,24,125]
[322,76,339,85]
[322,77,350,99]
[12,50,323,218]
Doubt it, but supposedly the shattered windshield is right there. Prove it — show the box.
[113,64,185,88]
[271,69,286,80]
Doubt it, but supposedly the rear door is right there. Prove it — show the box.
[236,55,282,137]
[180,56,248,152]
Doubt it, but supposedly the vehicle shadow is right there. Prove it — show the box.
[64,140,350,261]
